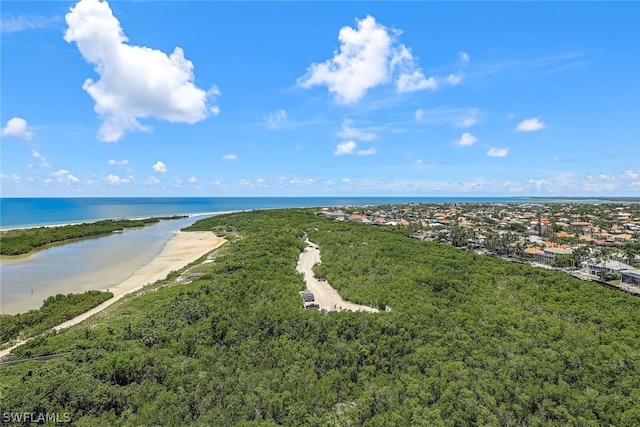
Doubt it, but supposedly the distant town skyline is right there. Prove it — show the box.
[1,0,639,197]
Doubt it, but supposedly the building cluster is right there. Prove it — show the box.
[317,202,640,293]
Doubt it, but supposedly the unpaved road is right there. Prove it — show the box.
[297,238,378,313]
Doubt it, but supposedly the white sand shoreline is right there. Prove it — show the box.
[0,231,226,359]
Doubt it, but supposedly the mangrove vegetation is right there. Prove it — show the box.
[0,208,638,425]
[0,216,186,256]
[1,291,114,346]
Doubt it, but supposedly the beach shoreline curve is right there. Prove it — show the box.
[0,230,225,359]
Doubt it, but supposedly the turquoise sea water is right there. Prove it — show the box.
[0,196,624,229]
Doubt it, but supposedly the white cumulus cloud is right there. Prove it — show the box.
[64,0,219,142]
[106,174,130,184]
[152,161,167,173]
[334,140,357,156]
[297,15,435,104]
[188,176,197,183]
[1,117,33,140]
[264,109,287,130]
[455,132,477,147]
[623,169,639,180]
[222,154,236,160]
[487,147,509,157]
[53,169,80,184]
[517,117,546,132]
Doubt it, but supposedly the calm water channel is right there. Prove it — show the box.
[0,215,205,314]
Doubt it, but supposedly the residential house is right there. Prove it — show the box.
[525,246,572,266]
[581,259,635,278]
[621,270,640,287]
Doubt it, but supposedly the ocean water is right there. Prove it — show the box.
[0,196,620,229]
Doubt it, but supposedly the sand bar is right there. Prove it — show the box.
[0,231,225,358]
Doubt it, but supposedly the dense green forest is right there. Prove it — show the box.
[0,216,186,255]
[1,209,639,426]
[1,291,114,346]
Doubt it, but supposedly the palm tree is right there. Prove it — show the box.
[623,243,638,266]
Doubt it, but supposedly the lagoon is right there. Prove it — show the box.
[0,216,203,314]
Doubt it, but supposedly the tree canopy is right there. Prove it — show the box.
[1,208,639,426]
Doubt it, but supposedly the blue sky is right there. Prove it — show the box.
[1,0,639,197]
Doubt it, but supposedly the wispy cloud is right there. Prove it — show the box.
[222,154,236,160]
[107,159,129,166]
[415,107,480,128]
[357,148,377,156]
[264,109,287,130]
[29,150,51,168]
[473,51,586,78]
[337,119,376,141]
[0,14,61,33]
[0,174,22,184]
[487,147,509,158]
[552,156,582,163]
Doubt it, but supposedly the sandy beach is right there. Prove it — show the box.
[1,231,225,358]
[1,216,222,314]
[53,231,226,330]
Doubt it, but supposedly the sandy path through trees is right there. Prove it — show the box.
[296,237,378,313]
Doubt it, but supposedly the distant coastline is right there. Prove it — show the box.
[1,196,634,230]
[527,196,640,202]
